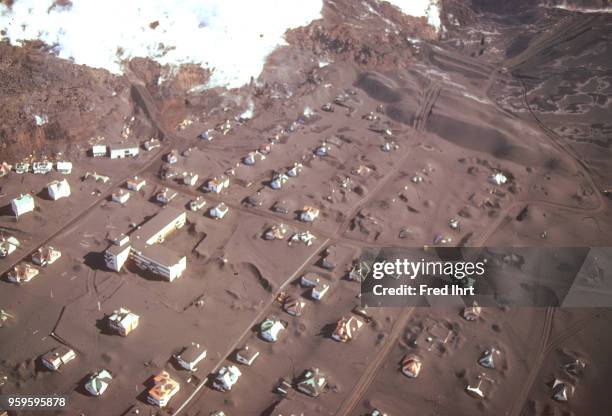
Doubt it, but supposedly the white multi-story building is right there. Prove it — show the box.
[104,207,187,281]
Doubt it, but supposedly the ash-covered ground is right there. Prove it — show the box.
[1,1,612,415]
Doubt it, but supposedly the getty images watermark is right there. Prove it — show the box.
[360,247,612,308]
[370,258,486,297]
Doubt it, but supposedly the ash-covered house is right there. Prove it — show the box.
[0,236,20,258]
[0,161,12,177]
[203,175,229,193]
[11,194,35,218]
[84,171,110,183]
[7,263,39,284]
[55,161,73,174]
[213,365,241,392]
[41,346,76,371]
[91,144,107,157]
[332,316,364,343]
[209,202,229,220]
[14,161,30,174]
[270,172,289,190]
[32,161,53,174]
[182,172,199,187]
[109,142,139,159]
[188,197,206,212]
[156,188,177,205]
[108,307,139,336]
[143,138,161,151]
[300,206,320,223]
[310,282,330,301]
[148,371,180,408]
[283,296,305,317]
[296,368,327,397]
[85,369,113,396]
[260,317,287,342]
[111,189,130,204]
[32,246,62,267]
[104,207,187,282]
[47,179,71,200]
[174,343,207,371]
[243,151,266,166]
[126,176,146,191]
[235,345,260,366]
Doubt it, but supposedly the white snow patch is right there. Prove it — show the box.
[386,0,442,32]
[239,98,255,120]
[0,0,323,89]
[542,3,612,13]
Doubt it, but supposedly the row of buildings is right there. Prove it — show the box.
[1,160,73,176]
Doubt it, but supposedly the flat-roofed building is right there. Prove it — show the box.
[132,207,186,246]
[109,142,139,159]
[104,207,187,281]
[130,244,186,282]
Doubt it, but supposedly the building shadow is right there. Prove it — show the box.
[0,203,14,218]
[74,372,95,397]
[36,189,53,201]
[84,252,110,271]
[95,317,116,336]
[318,322,337,338]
